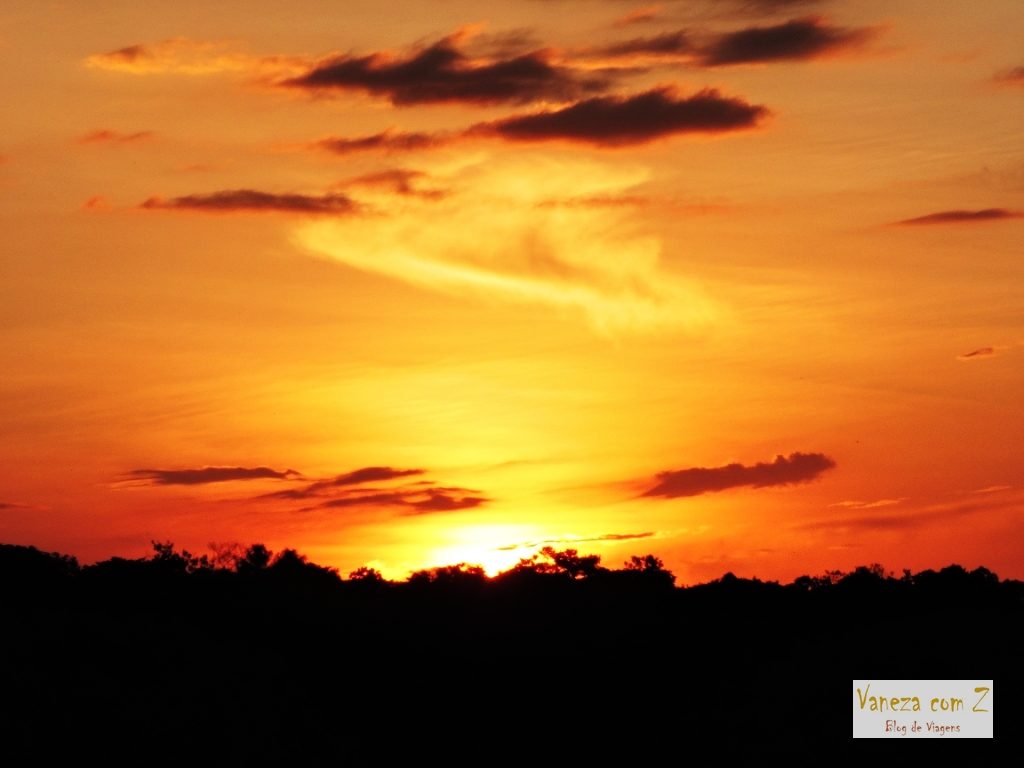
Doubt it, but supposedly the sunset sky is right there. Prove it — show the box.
[1,0,1022,582]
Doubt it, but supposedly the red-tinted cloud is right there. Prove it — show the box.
[993,66,1024,87]
[284,32,609,106]
[895,208,1022,226]
[643,452,835,498]
[613,6,662,28]
[77,129,154,144]
[472,86,767,147]
[597,31,692,58]
[700,17,875,66]
[141,189,358,215]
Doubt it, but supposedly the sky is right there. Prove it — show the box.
[1,0,1022,583]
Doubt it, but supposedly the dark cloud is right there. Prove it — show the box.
[284,32,609,105]
[895,208,1022,226]
[472,86,767,147]
[993,66,1024,86]
[643,452,835,499]
[78,129,154,144]
[957,347,997,361]
[0,502,34,510]
[316,130,450,156]
[700,17,874,66]
[140,189,358,215]
[129,466,301,486]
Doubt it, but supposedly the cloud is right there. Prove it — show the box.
[829,498,905,509]
[283,30,609,105]
[82,195,112,212]
[471,86,767,147]
[314,488,488,515]
[957,346,997,361]
[128,466,301,486]
[895,208,1022,226]
[85,37,305,77]
[496,531,655,551]
[297,153,718,333]
[315,130,452,156]
[140,189,359,215]
[260,466,425,500]
[643,452,835,498]
[307,467,425,494]
[993,66,1024,87]
[258,467,486,515]
[973,485,1012,494]
[0,502,35,510]
[77,129,154,145]
[593,31,693,60]
[699,16,875,66]
[802,493,1024,532]
[342,169,446,199]
[614,6,663,27]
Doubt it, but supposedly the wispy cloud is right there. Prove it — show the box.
[85,37,305,77]
[802,492,1024,532]
[829,498,905,510]
[643,452,835,498]
[496,531,655,551]
[297,153,719,334]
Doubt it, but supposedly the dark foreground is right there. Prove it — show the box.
[1,542,1020,759]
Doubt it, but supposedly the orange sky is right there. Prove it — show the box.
[1,0,1022,582]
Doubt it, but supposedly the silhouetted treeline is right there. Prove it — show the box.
[1,541,1020,759]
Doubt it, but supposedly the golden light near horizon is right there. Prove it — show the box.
[1,0,1022,583]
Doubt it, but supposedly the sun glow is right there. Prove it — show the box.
[424,524,539,576]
